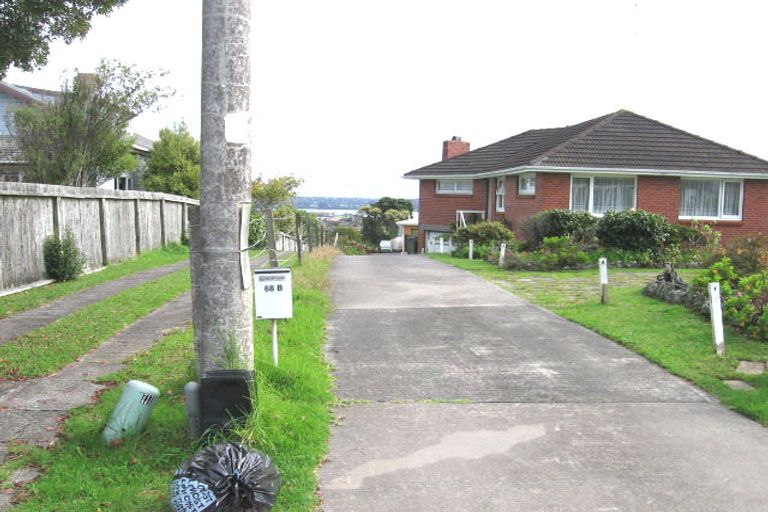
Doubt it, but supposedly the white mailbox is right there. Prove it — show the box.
[253,268,293,319]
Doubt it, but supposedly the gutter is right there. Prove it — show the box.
[404,165,768,181]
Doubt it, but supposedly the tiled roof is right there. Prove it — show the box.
[405,110,768,177]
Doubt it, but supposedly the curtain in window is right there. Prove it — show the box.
[723,182,741,217]
[496,178,505,209]
[680,180,719,217]
[572,177,590,211]
[593,177,634,214]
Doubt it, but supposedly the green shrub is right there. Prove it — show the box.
[595,210,673,251]
[452,244,492,260]
[503,236,589,270]
[725,271,768,340]
[714,235,768,276]
[43,229,86,281]
[691,257,739,299]
[454,221,516,247]
[521,209,596,248]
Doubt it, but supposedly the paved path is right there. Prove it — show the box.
[318,255,768,511]
[0,260,190,345]
[0,254,277,510]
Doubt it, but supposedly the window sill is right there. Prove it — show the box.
[678,217,743,225]
[436,192,473,196]
[516,194,536,199]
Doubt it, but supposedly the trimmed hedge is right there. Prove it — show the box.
[595,210,673,252]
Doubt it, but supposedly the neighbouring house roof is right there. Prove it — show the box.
[0,82,60,106]
[404,110,768,179]
[132,133,155,154]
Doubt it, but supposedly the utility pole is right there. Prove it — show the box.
[190,0,253,375]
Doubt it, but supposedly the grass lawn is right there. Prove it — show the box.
[3,248,337,511]
[0,268,191,379]
[0,244,189,320]
[432,254,768,427]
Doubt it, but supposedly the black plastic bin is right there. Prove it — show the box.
[405,235,418,254]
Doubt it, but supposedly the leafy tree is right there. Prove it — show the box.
[13,59,172,186]
[0,0,128,79]
[142,123,200,198]
[359,197,413,245]
[248,175,303,249]
[251,175,303,209]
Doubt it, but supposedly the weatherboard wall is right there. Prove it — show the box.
[0,183,197,291]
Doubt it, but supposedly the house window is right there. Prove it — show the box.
[571,176,636,215]
[436,179,473,195]
[518,173,536,195]
[495,178,505,212]
[680,179,742,220]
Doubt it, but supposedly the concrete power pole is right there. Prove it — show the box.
[190,0,253,376]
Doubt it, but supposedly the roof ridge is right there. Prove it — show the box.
[622,110,768,168]
[531,110,624,166]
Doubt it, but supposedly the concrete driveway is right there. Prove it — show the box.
[318,255,768,511]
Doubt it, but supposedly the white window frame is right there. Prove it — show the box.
[518,172,536,195]
[679,178,743,221]
[569,175,637,216]
[495,178,506,212]
[436,179,473,195]
[456,210,485,228]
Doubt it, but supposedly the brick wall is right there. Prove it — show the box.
[637,176,768,242]
[418,178,488,248]
[678,179,768,242]
[504,173,570,235]
[417,174,768,248]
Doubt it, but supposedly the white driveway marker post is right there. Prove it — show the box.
[272,319,279,365]
[709,282,725,356]
[599,257,609,304]
[469,239,474,260]
[439,237,444,254]
[499,243,506,267]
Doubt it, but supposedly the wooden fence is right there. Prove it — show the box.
[0,182,198,292]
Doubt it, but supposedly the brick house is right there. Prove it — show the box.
[404,110,768,251]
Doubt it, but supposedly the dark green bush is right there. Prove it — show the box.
[595,210,673,251]
[454,221,516,247]
[43,229,85,281]
[520,209,596,248]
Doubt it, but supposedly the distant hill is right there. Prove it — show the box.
[295,197,418,211]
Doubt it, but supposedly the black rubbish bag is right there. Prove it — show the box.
[170,442,281,512]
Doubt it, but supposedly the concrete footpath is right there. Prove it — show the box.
[318,255,768,511]
[0,260,190,345]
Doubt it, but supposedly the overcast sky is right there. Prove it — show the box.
[5,0,768,199]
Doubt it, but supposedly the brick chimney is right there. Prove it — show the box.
[442,136,470,160]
